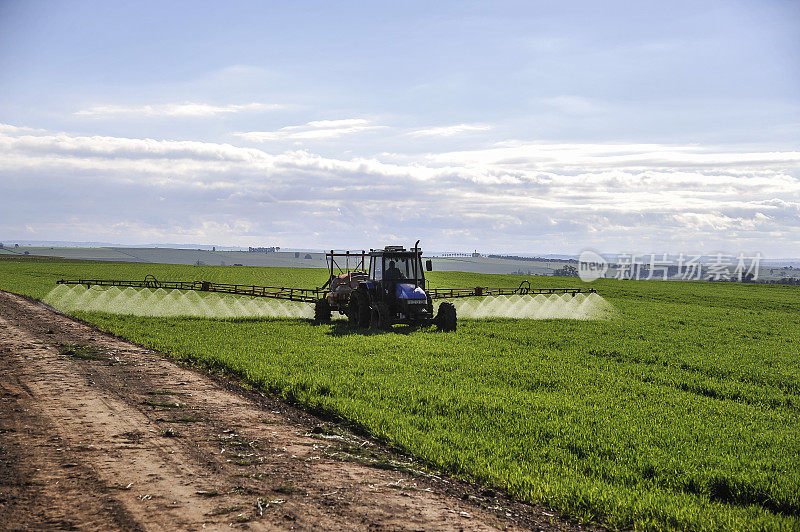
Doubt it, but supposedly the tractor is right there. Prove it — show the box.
[314,241,456,331]
[352,241,456,331]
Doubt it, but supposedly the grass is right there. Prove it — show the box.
[273,483,298,495]
[59,343,106,361]
[1,256,799,530]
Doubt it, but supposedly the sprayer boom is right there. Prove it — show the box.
[428,280,595,299]
[56,276,323,302]
[55,276,595,303]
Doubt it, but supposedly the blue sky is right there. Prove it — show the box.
[1,1,799,255]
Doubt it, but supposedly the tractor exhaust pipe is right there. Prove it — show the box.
[414,240,421,288]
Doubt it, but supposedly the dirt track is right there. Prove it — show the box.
[0,290,586,531]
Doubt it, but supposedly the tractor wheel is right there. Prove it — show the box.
[436,301,457,332]
[370,301,391,331]
[314,298,331,323]
[369,306,380,330]
[346,295,360,327]
[355,291,371,328]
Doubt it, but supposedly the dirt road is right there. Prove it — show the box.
[0,290,584,531]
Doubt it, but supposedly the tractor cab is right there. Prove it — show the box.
[368,246,430,305]
[369,246,426,286]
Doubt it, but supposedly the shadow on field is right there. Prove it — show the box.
[324,321,421,337]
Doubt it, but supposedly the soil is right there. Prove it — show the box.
[0,290,593,531]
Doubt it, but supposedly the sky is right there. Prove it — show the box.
[1,0,799,256]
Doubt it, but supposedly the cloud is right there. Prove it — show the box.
[407,124,492,137]
[427,141,800,175]
[0,124,47,134]
[75,102,284,118]
[235,119,384,142]
[1,123,799,255]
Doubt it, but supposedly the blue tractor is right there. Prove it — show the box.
[346,241,456,331]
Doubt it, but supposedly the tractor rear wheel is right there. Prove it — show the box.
[355,291,371,328]
[314,299,331,323]
[369,306,379,330]
[370,301,391,331]
[347,295,359,327]
[436,301,457,332]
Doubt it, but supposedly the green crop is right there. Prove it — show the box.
[1,256,798,530]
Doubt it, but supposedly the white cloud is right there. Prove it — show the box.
[427,141,800,174]
[0,123,48,134]
[75,102,283,118]
[407,123,492,137]
[1,123,799,255]
[235,119,384,142]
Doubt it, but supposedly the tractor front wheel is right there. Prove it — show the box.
[436,301,457,332]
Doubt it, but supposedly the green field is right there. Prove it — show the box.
[1,256,798,530]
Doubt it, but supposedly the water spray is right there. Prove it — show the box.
[44,284,315,319]
[44,284,612,321]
